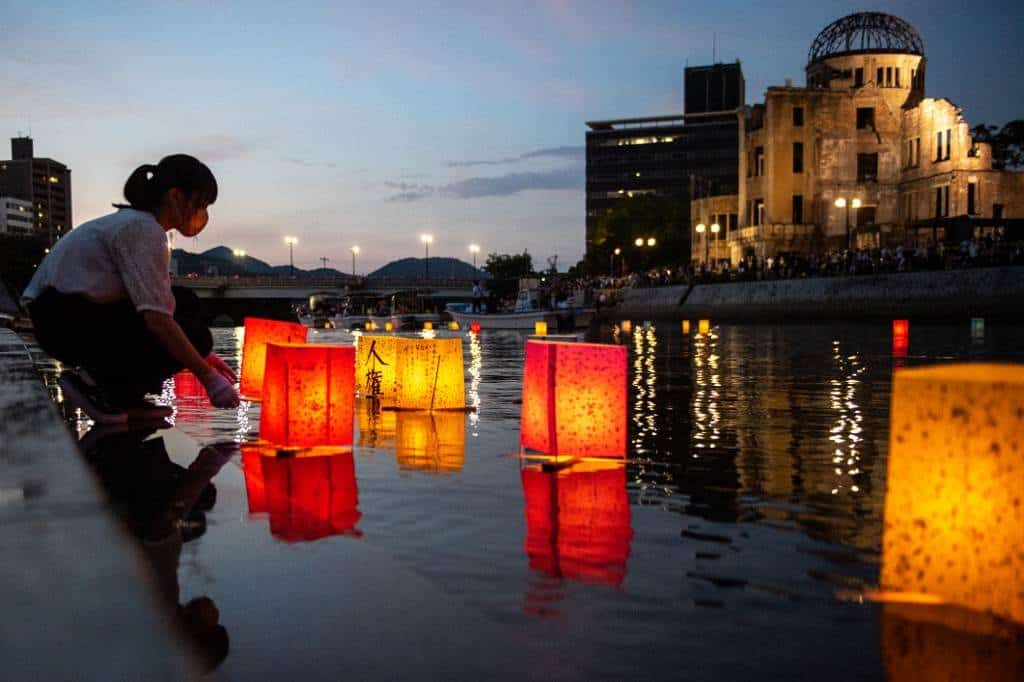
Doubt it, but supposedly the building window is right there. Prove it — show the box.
[895,68,901,87]
[729,213,738,230]
[876,67,883,85]
[793,106,803,126]
[857,153,878,183]
[935,129,951,162]
[945,129,951,160]
[967,182,977,215]
[792,142,803,173]
[856,107,874,130]
[792,195,804,224]
[885,66,893,86]
[854,67,864,87]
[935,186,950,218]
[993,203,1004,221]
[754,199,765,226]
[754,147,764,176]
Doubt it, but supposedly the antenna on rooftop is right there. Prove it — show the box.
[713,33,717,63]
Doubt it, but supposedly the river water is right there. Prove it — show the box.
[53,320,1024,680]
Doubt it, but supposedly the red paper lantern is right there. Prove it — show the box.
[520,340,627,458]
[259,343,355,447]
[470,322,481,334]
[521,462,633,586]
[259,452,361,542]
[240,317,308,399]
[892,319,909,356]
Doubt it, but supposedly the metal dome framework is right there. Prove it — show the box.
[808,12,924,65]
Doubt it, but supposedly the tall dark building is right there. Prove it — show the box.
[0,137,72,244]
[585,62,743,260]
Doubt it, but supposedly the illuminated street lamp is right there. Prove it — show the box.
[232,248,246,258]
[696,223,707,264]
[634,237,643,247]
[350,245,360,277]
[646,237,656,247]
[421,233,433,279]
[468,243,480,269]
[710,223,720,265]
[610,246,621,276]
[834,197,862,250]
[284,236,298,277]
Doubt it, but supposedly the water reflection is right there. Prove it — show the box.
[394,411,466,474]
[241,446,362,542]
[467,332,482,436]
[829,342,866,498]
[630,324,657,455]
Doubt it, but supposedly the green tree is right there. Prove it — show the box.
[589,194,690,273]
[482,251,534,280]
[971,120,1024,170]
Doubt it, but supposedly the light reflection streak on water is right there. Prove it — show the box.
[468,333,482,436]
[829,340,866,496]
[630,324,657,455]
[692,328,720,457]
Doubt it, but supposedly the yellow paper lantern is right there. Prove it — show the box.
[385,321,394,332]
[355,334,401,403]
[698,319,710,335]
[682,320,690,334]
[395,411,465,473]
[423,321,433,331]
[620,320,632,334]
[394,337,465,410]
[534,321,548,336]
[364,321,373,331]
[449,321,460,331]
[881,363,1024,623]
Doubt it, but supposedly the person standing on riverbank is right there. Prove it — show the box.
[22,155,239,423]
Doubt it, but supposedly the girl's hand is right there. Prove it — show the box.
[205,353,237,384]
[199,370,240,408]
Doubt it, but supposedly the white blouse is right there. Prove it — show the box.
[22,208,176,315]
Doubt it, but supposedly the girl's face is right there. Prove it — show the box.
[169,189,210,237]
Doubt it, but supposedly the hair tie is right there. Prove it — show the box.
[144,164,158,181]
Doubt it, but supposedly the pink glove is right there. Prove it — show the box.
[198,369,240,408]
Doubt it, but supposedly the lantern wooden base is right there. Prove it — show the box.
[882,363,1024,623]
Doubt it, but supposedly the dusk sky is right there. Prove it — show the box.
[3,0,1021,272]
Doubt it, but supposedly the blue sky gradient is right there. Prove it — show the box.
[3,0,1021,271]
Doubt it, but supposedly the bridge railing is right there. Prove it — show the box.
[172,275,480,289]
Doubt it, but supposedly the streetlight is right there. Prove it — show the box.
[232,248,246,258]
[634,237,644,247]
[468,243,480,269]
[696,223,707,264]
[710,223,720,265]
[834,197,862,250]
[420,233,433,279]
[611,246,621,276]
[646,237,656,247]
[350,245,360,277]
[284,236,298,277]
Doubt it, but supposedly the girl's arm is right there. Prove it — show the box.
[143,311,239,407]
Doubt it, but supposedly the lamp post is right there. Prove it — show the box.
[350,245,360,277]
[696,223,707,265]
[420,233,433,279]
[284,236,298,277]
[233,248,246,275]
[611,247,621,276]
[469,243,480,270]
[834,197,862,250]
[634,237,656,270]
[710,223,720,266]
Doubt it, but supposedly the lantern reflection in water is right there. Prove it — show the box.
[355,335,400,403]
[242,448,361,542]
[882,364,1024,624]
[520,340,627,458]
[394,337,465,410]
[356,400,397,448]
[394,411,465,473]
[259,343,355,447]
[240,317,308,399]
[521,461,633,586]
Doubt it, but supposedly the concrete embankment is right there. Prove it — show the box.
[610,266,1024,321]
[0,328,195,680]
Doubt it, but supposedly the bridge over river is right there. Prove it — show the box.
[173,275,477,325]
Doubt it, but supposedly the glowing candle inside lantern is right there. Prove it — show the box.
[534,321,548,336]
[881,363,1024,624]
[698,319,710,335]
[682,320,691,334]
[394,337,465,410]
[240,317,308,399]
[520,340,627,458]
[470,322,481,334]
[395,411,466,473]
[259,343,355,447]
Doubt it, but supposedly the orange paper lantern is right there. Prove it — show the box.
[698,319,710,335]
[470,322,481,334]
[394,337,465,410]
[259,452,361,542]
[521,461,633,586]
[520,340,627,458]
[534,321,548,336]
[423,321,433,331]
[240,317,308,399]
[892,319,909,355]
[682,320,691,334]
[259,343,355,447]
[620,320,632,334]
[395,411,466,473]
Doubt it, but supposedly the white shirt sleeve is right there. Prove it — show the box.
[109,218,176,315]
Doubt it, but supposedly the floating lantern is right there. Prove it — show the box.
[620,320,632,334]
[520,340,627,458]
[892,319,909,356]
[682,320,691,334]
[534,321,548,336]
[259,452,361,542]
[364,321,373,331]
[423,321,433,331]
[521,461,633,586]
[698,319,710,335]
[395,411,465,473]
[259,343,355,447]
[240,317,308,399]
[173,370,209,403]
[970,318,985,340]
[384,321,394,332]
[470,322,481,334]
[881,364,1024,624]
[449,321,460,331]
[355,335,401,403]
[394,337,465,410]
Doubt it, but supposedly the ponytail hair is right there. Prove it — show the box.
[116,154,218,212]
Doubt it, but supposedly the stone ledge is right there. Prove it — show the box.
[0,328,195,681]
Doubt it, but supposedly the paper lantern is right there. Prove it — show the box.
[470,322,481,334]
[449,321,460,331]
[881,364,1024,623]
[521,461,633,586]
[698,319,710,335]
[892,319,909,356]
[260,452,361,542]
[619,320,632,334]
[395,411,465,473]
[423,321,433,331]
[682,320,690,334]
[259,343,355,447]
[534,321,548,336]
[971,318,985,340]
[355,334,401,403]
[356,401,397,448]
[520,340,627,458]
[364,321,373,331]
[385,321,394,332]
[241,446,268,517]
[240,317,308,399]
[394,337,465,410]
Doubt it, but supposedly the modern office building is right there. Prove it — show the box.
[691,12,1024,265]
[0,196,34,236]
[0,137,72,244]
[585,62,744,260]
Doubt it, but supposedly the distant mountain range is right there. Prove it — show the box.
[170,246,486,280]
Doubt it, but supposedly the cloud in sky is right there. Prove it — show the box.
[441,165,582,199]
[447,145,584,168]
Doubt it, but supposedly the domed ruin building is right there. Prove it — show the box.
[690,12,1024,265]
